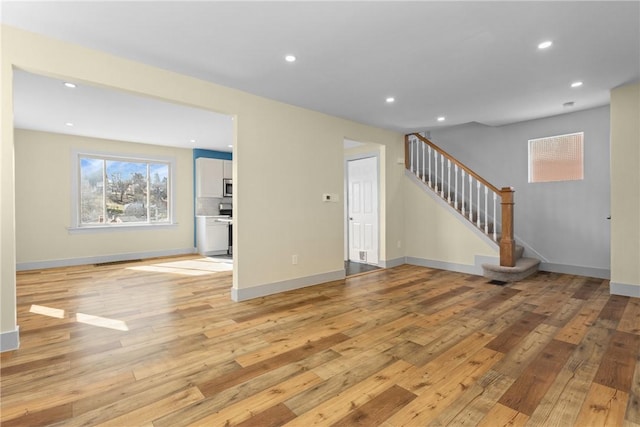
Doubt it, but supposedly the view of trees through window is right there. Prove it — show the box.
[80,156,170,225]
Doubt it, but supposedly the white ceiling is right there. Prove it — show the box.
[3,1,639,147]
[13,70,234,150]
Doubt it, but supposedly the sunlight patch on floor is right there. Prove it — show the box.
[29,304,65,318]
[127,258,232,276]
[76,313,129,331]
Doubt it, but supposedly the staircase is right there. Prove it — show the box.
[405,133,539,282]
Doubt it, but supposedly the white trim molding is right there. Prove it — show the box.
[232,270,345,302]
[16,247,196,271]
[379,257,405,269]
[610,281,640,298]
[0,326,20,352]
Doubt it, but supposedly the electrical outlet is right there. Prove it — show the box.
[397,240,402,248]
[292,254,298,265]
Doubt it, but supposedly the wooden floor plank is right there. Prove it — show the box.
[528,324,613,426]
[618,296,640,335]
[329,384,417,426]
[282,360,414,426]
[575,382,629,427]
[476,402,529,427]
[485,312,548,353]
[498,339,576,415]
[592,330,640,392]
[1,255,637,427]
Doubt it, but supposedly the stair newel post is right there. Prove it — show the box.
[500,187,516,267]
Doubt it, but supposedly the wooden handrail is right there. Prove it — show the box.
[409,133,502,195]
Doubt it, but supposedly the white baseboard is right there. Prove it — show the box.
[379,257,405,268]
[0,326,20,352]
[539,262,610,279]
[610,281,640,298]
[232,269,346,302]
[16,247,197,271]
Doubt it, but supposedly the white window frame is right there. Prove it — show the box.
[528,131,584,183]
[69,149,177,234]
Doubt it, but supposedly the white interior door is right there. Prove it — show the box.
[347,157,378,265]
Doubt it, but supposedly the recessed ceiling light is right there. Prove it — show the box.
[190,139,196,143]
[63,82,76,88]
[563,101,575,108]
[385,97,395,103]
[571,81,583,88]
[227,145,233,148]
[437,116,446,122]
[285,55,296,63]
[538,40,553,49]
[65,122,74,127]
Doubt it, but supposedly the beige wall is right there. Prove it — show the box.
[1,25,406,338]
[610,82,640,297]
[403,177,498,268]
[14,129,194,266]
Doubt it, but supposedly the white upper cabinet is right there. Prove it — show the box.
[196,158,224,197]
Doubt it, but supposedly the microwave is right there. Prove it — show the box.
[223,178,232,197]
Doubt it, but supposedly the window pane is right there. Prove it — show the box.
[106,161,147,223]
[149,163,169,223]
[77,154,172,227]
[528,132,584,183]
[80,158,105,224]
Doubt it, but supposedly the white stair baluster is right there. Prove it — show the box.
[454,165,458,209]
[410,138,414,172]
[422,142,426,182]
[461,170,465,215]
[434,151,438,192]
[468,175,473,221]
[413,138,420,177]
[440,155,445,197]
[447,159,451,202]
[476,181,481,227]
[484,186,489,233]
[427,146,432,187]
[493,192,498,240]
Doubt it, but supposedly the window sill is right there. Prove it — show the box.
[67,222,179,234]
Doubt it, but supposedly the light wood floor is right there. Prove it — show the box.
[1,255,639,426]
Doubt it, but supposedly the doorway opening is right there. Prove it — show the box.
[345,150,381,277]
